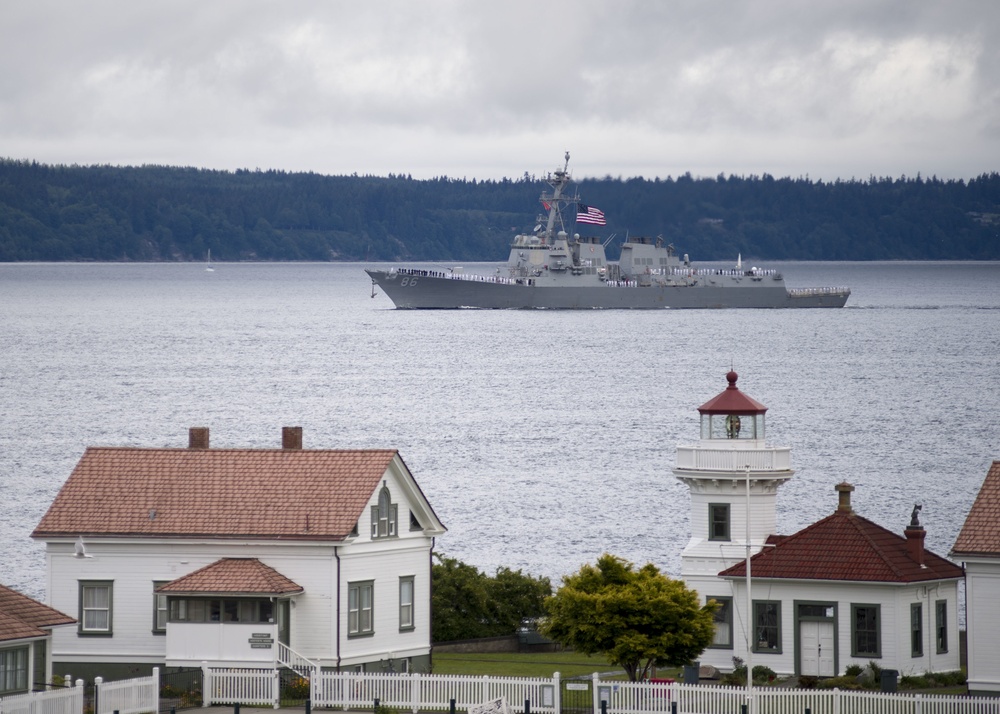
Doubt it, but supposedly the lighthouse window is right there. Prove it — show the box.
[709,504,730,541]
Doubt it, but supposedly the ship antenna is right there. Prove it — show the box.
[564,151,570,172]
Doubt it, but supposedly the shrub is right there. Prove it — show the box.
[844,664,863,677]
[752,665,776,685]
[818,675,862,690]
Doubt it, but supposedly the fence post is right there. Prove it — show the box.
[482,675,489,707]
[201,663,210,708]
[94,676,102,714]
[65,674,72,687]
[411,672,420,714]
[152,667,160,714]
[833,688,840,714]
[553,671,561,714]
[273,668,280,709]
[592,672,600,714]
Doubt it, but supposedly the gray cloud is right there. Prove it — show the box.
[2,0,997,180]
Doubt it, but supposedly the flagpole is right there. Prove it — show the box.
[746,463,753,714]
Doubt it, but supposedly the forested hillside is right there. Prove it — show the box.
[1,158,998,262]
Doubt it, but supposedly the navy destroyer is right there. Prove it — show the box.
[366,154,850,309]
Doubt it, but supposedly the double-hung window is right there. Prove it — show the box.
[153,581,168,634]
[0,647,28,695]
[708,596,733,648]
[851,604,880,657]
[348,581,374,636]
[79,581,113,635]
[935,600,948,654]
[709,504,730,541]
[752,601,781,653]
[911,603,924,657]
[399,576,414,631]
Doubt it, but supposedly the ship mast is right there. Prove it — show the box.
[541,151,577,242]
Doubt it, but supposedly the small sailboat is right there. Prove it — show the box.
[205,249,215,272]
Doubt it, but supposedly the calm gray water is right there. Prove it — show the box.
[2,261,999,606]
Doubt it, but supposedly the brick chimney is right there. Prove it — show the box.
[835,482,854,512]
[282,426,303,450]
[189,427,210,449]
[905,504,926,566]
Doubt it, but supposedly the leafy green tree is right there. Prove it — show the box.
[431,554,551,643]
[541,554,716,681]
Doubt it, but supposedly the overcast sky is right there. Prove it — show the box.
[3,0,998,182]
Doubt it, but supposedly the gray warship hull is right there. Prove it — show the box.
[367,153,850,310]
[366,268,849,309]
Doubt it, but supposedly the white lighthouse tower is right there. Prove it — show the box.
[672,371,794,653]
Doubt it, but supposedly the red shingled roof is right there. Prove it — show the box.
[32,447,401,541]
[720,508,963,583]
[953,460,1000,557]
[698,371,768,415]
[157,558,303,595]
[0,584,75,642]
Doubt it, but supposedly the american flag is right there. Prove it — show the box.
[577,204,606,226]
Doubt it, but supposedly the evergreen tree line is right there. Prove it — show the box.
[1,158,998,262]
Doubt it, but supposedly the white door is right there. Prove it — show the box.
[800,621,835,676]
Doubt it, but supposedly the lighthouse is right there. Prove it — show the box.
[672,371,794,650]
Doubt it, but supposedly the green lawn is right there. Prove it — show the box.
[431,651,681,680]
[431,651,615,678]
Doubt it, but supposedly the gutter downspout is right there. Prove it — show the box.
[335,546,341,672]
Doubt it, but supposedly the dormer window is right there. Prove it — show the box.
[371,487,398,538]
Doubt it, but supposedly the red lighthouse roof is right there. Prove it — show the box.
[698,371,767,415]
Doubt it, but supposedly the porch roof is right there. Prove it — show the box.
[157,558,304,596]
[0,583,76,642]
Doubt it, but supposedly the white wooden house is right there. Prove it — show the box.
[0,584,75,696]
[31,427,446,682]
[951,459,1000,696]
[674,372,963,678]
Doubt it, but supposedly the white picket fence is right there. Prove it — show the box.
[310,671,560,713]
[94,668,159,714]
[0,681,83,714]
[591,677,1000,714]
[204,668,280,708]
